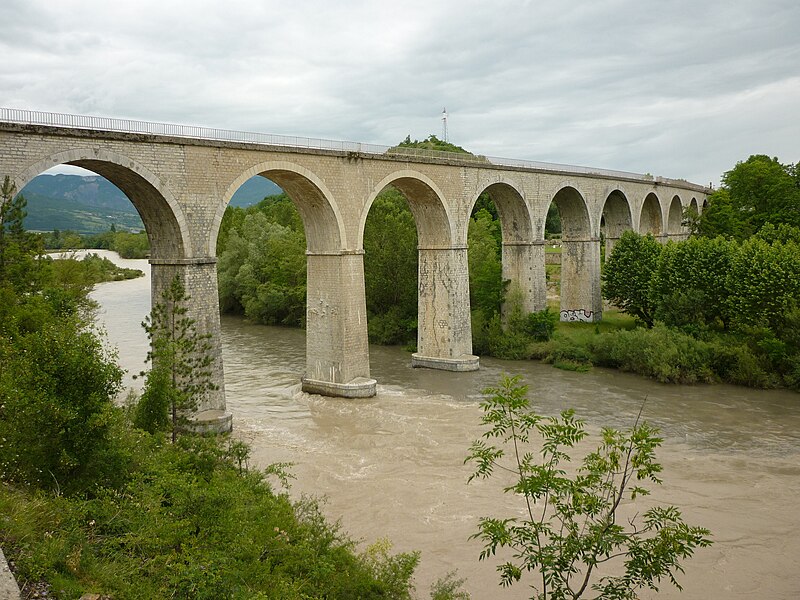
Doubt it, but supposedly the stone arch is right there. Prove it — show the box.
[667,194,683,235]
[16,148,189,259]
[546,185,601,322]
[469,178,543,314]
[359,170,453,248]
[545,185,592,240]
[600,189,633,254]
[638,192,663,235]
[690,197,699,213]
[702,198,709,212]
[469,178,533,243]
[215,161,345,254]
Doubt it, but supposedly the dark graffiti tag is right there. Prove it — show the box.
[560,309,593,322]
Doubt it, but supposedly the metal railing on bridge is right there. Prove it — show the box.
[0,107,700,189]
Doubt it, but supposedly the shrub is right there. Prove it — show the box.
[0,317,125,494]
[524,306,558,341]
[589,324,716,384]
[466,375,712,599]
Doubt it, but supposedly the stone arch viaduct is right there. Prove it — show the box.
[0,109,709,431]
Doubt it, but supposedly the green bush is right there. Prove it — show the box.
[0,317,126,494]
[544,341,593,372]
[590,324,716,384]
[524,306,558,341]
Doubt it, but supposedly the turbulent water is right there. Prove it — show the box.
[86,250,800,599]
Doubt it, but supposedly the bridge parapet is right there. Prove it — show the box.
[0,107,711,193]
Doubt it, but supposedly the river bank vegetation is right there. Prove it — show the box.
[42,227,150,259]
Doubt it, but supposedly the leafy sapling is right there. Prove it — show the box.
[466,375,711,600]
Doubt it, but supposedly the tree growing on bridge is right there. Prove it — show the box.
[466,375,712,600]
[135,275,217,442]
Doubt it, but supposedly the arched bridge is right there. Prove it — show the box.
[0,108,709,431]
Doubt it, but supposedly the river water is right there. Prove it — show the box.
[84,251,800,599]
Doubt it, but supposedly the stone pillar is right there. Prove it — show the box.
[149,257,232,433]
[302,250,376,397]
[559,238,602,323]
[605,236,620,258]
[502,240,547,317]
[412,245,479,371]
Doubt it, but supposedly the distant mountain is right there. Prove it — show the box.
[17,174,283,233]
[228,177,283,207]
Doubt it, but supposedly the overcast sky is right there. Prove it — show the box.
[1,0,798,186]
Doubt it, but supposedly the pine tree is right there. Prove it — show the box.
[136,275,217,441]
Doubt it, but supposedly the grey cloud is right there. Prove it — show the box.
[1,0,798,185]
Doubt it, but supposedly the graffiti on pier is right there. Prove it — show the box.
[560,308,593,322]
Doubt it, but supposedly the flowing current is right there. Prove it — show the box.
[86,251,800,599]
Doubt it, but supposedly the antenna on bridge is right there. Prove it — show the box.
[441,107,448,142]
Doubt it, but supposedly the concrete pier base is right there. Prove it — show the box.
[186,410,233,435]
[411,353,480,371]
[301,376,377,398]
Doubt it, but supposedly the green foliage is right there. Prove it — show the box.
[138,275,218,441]
[0,317,125,494]
[0,434,422,599]
[397,134,472,154]
[524,306,559,342]
[1,177,47,297]
[697,155,800,239]
[40,227,152,259]
[218,211,307,326]
[466,375,711,600]
[602,231,662,326]
[545,203,562,236]
[364,187,419,345]
[430,571,470,600]
[650,236,735,329]
[109,230,150,258]
[727,237,800,331]
[468,208,505,318]
[589,324,718,384]
[695,189,750,239]
[50,252,143,286]
[754,222,800,245]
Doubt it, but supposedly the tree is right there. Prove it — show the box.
[136,275,217,441]
[602,231,662,327]
[363,187,419,345]
[727,237,800,331]
[697,155,800,239]
[723,154,800,232]
[1,176,45,295]
[466,375,712,600]
[468,208,505,318]
[650,236,735,330]
[695,189,750,239]
[217,212,307,325]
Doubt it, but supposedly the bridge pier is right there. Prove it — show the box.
[150,258,233,433]
[502,240,548,316]
[412,245,479,371]
[559,238,603,323]
[302,250,376,397]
